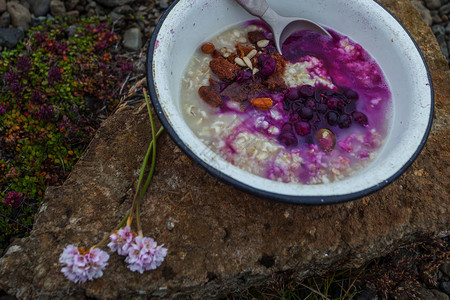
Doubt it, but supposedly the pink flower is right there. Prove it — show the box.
[108,226,135,256]
[125,235,168,274]
[59,245,109,283]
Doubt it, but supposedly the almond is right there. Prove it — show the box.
[234,57,246,67]
[249,97,273,110]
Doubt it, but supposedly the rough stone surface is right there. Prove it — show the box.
[50,0,66,17]
[441,282,450,294]
[0,0,449,299]
[66,10,79,18]
[0,11,10,28]
[31,0,50,17]
[0,0,6,14]
[65,0,80,11]
[432,289,450,300]
[122,27,142,51]
[6,1,31,31]
[441,263,450,277]
[96,0,134,8]
[0,27,24,48]
[425,0,442,9]
[412,0,433,25]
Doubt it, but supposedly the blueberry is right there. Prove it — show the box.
[317,103,327,114]
[299,107,313,120]
[258,55,277,76]
[344,89,359,100]
[305,98,316,108]
[337,99,346,112]
[282,99,291,111]
[314,89,324,103]
[278,131,298,147]
[281,123,293,132]
[338,114,352,128]
[326,111,339,126]
[327,97,339,110]
[292,102,304,112]
[299,85,314,97]
[285,87,300,100]
[343,100,356,114]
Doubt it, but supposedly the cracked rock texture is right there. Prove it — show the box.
[0,0,449,298]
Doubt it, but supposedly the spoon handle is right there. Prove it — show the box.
[235,0,269,18]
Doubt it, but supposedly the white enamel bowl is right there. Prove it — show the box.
[147,0,433,204]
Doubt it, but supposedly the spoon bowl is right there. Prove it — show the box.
[235,0,331,53]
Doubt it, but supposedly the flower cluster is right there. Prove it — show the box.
[108,226,135,256]
[3,191,23,208]
[58,91,164,284]
[59,245,110,283]
[108,227,168,274]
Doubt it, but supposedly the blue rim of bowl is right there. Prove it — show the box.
[146,0,434,205]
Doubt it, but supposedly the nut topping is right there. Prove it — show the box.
[249,97,273,110]
[201,42,215,54]
[257,39,270,48]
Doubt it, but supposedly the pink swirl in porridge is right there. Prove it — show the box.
[181,22,391,184]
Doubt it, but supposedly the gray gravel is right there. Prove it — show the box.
[413,0,450,63]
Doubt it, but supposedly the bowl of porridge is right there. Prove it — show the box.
[146,0,433,204]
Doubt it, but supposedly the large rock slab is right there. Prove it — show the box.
[0,0,449,298]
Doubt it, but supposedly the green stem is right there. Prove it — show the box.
[136,89,159,234]
[90,211,130,250]
[128,126,164,222]
[140,91,158,199]
[92,90,163,249]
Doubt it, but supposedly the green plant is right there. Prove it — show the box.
[0,17,133,249]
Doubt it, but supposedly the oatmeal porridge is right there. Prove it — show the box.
[180,21,391,184]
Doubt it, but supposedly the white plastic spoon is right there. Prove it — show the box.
[235,0,331,54]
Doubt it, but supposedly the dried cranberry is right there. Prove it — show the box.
[326,111,339,126]
[295,121,311,136]
[299,85,314,97]
[299,107,313,120]
[352,111,368,126]
[338,114,352,128]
